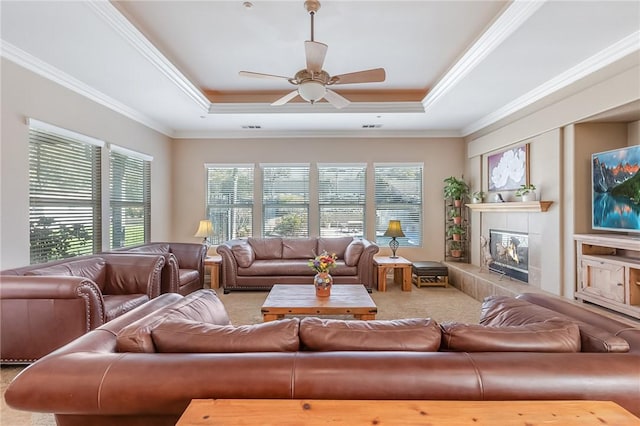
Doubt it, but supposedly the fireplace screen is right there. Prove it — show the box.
[489,229,529,283]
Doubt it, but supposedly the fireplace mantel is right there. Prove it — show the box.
[466,201,552,213]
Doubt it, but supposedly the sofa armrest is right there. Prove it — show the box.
[356,239,380,289]
[100,254,165,299]
[0,276,105,362]
[217,240,243,289]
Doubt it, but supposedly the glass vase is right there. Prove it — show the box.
[314,272,333,297]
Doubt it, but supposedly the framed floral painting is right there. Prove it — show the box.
[487,144,529,192]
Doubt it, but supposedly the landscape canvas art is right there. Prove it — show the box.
[487,144,529,192]
[592,145,640,233]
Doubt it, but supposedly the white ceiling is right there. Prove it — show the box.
[1,0,639,139]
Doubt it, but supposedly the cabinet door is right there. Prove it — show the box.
[581,259,625,303]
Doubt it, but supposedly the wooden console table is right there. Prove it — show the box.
[375,256,412,291]
[176,399,640,425]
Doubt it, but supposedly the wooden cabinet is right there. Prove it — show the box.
[575,234,640,319]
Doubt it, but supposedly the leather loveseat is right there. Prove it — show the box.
[0,253,165,363]
[107,242,207,295]
[5,289,639,426]
[217,236,379,292]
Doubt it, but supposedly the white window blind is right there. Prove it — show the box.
[109,148,151,249]
[318,164,366,237]
[262,164,309,237]
[374,163,423,247]
[29,126,102,263]
[206,165,254,243]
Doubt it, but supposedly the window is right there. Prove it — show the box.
[29,121,103,263]
[109,146,151,249]
[262,164,309,237]
[318,164,366,237]
[374,163,423,247]
[206,165,254,244]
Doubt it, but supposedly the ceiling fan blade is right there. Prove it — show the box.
[239,71,291,81]
[271,90,299,106]
[330,68,386,85]
[324,89,350,109]
[305,41,328,73]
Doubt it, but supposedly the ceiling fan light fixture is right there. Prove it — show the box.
[298,80,326,103]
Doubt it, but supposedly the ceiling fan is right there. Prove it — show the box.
[238,0,386,109]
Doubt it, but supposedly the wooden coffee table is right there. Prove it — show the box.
[261,284,377,322]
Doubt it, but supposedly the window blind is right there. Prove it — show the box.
[318,164,366,237]
[262,165,309,237]
[206,165,254,244]
[374,163,423,247]
[109,149,151,249]
[29,127,102,263]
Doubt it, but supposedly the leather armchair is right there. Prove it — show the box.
[0,253,165,363]
[106,242,207,295]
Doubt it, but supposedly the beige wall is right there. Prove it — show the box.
[171,137,466,262]
[0,59,173,269]
[465,61,640,298]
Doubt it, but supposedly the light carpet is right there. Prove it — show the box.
[1,283,481,426]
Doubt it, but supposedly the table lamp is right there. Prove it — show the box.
[384,220,405,258]
[194,219,213,245]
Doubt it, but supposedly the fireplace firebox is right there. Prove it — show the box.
[489,229,529,283]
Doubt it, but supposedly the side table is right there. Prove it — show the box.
[204,255,221,289]
[374,256,412,292]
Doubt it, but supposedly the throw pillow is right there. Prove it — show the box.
[440,320,581,352]
[232,243,255,268]
[151,318,300,353]
[344,240,365,266]
[299,317,441,351]
[116,289,231,353]
[479,296,630,353]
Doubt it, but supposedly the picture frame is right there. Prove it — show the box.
[487,144,529,192]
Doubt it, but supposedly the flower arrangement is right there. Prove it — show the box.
[308,251,337,274]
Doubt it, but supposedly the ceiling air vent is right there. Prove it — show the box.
[362,124,382,129]
[241,125,262,129]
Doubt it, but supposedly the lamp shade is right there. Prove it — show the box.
[383,220,405,238]
[194,220,213,238]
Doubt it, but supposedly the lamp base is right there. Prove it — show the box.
[389,238,399,259]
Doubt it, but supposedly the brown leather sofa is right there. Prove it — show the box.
[0,253,165,363]
[107,242,207,295]
[217,237,379,292]
[5,289,639,426]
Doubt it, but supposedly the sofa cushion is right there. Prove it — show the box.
[440,320,581,352]
[299,317,441,351]
[25,258,107,291]
[104,294,150,322]
[479,296,630,353]
[232,243,255,267]
[248,237,283,260]
[116,289,231,353]
[178,269,200,285]
[282,238,317,259]
[151,318,300,353]
[344,240,365,266]
[317,237,353,260]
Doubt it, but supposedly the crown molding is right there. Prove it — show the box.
[462,31,640,136]
[421,0,546,112]
[208,101,426,115]
[1,40,173,137]
[173,128,463,140]
[85,0,210,112]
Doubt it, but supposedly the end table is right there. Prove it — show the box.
[374,256,412,292]
[204,255,221,289]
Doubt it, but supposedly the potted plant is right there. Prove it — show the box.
[471,191,485,203]
[448,208,462,225]
[449,240,463,258]
[447,224,466,241]
[443,176,469,207]
[515,184,537,202]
